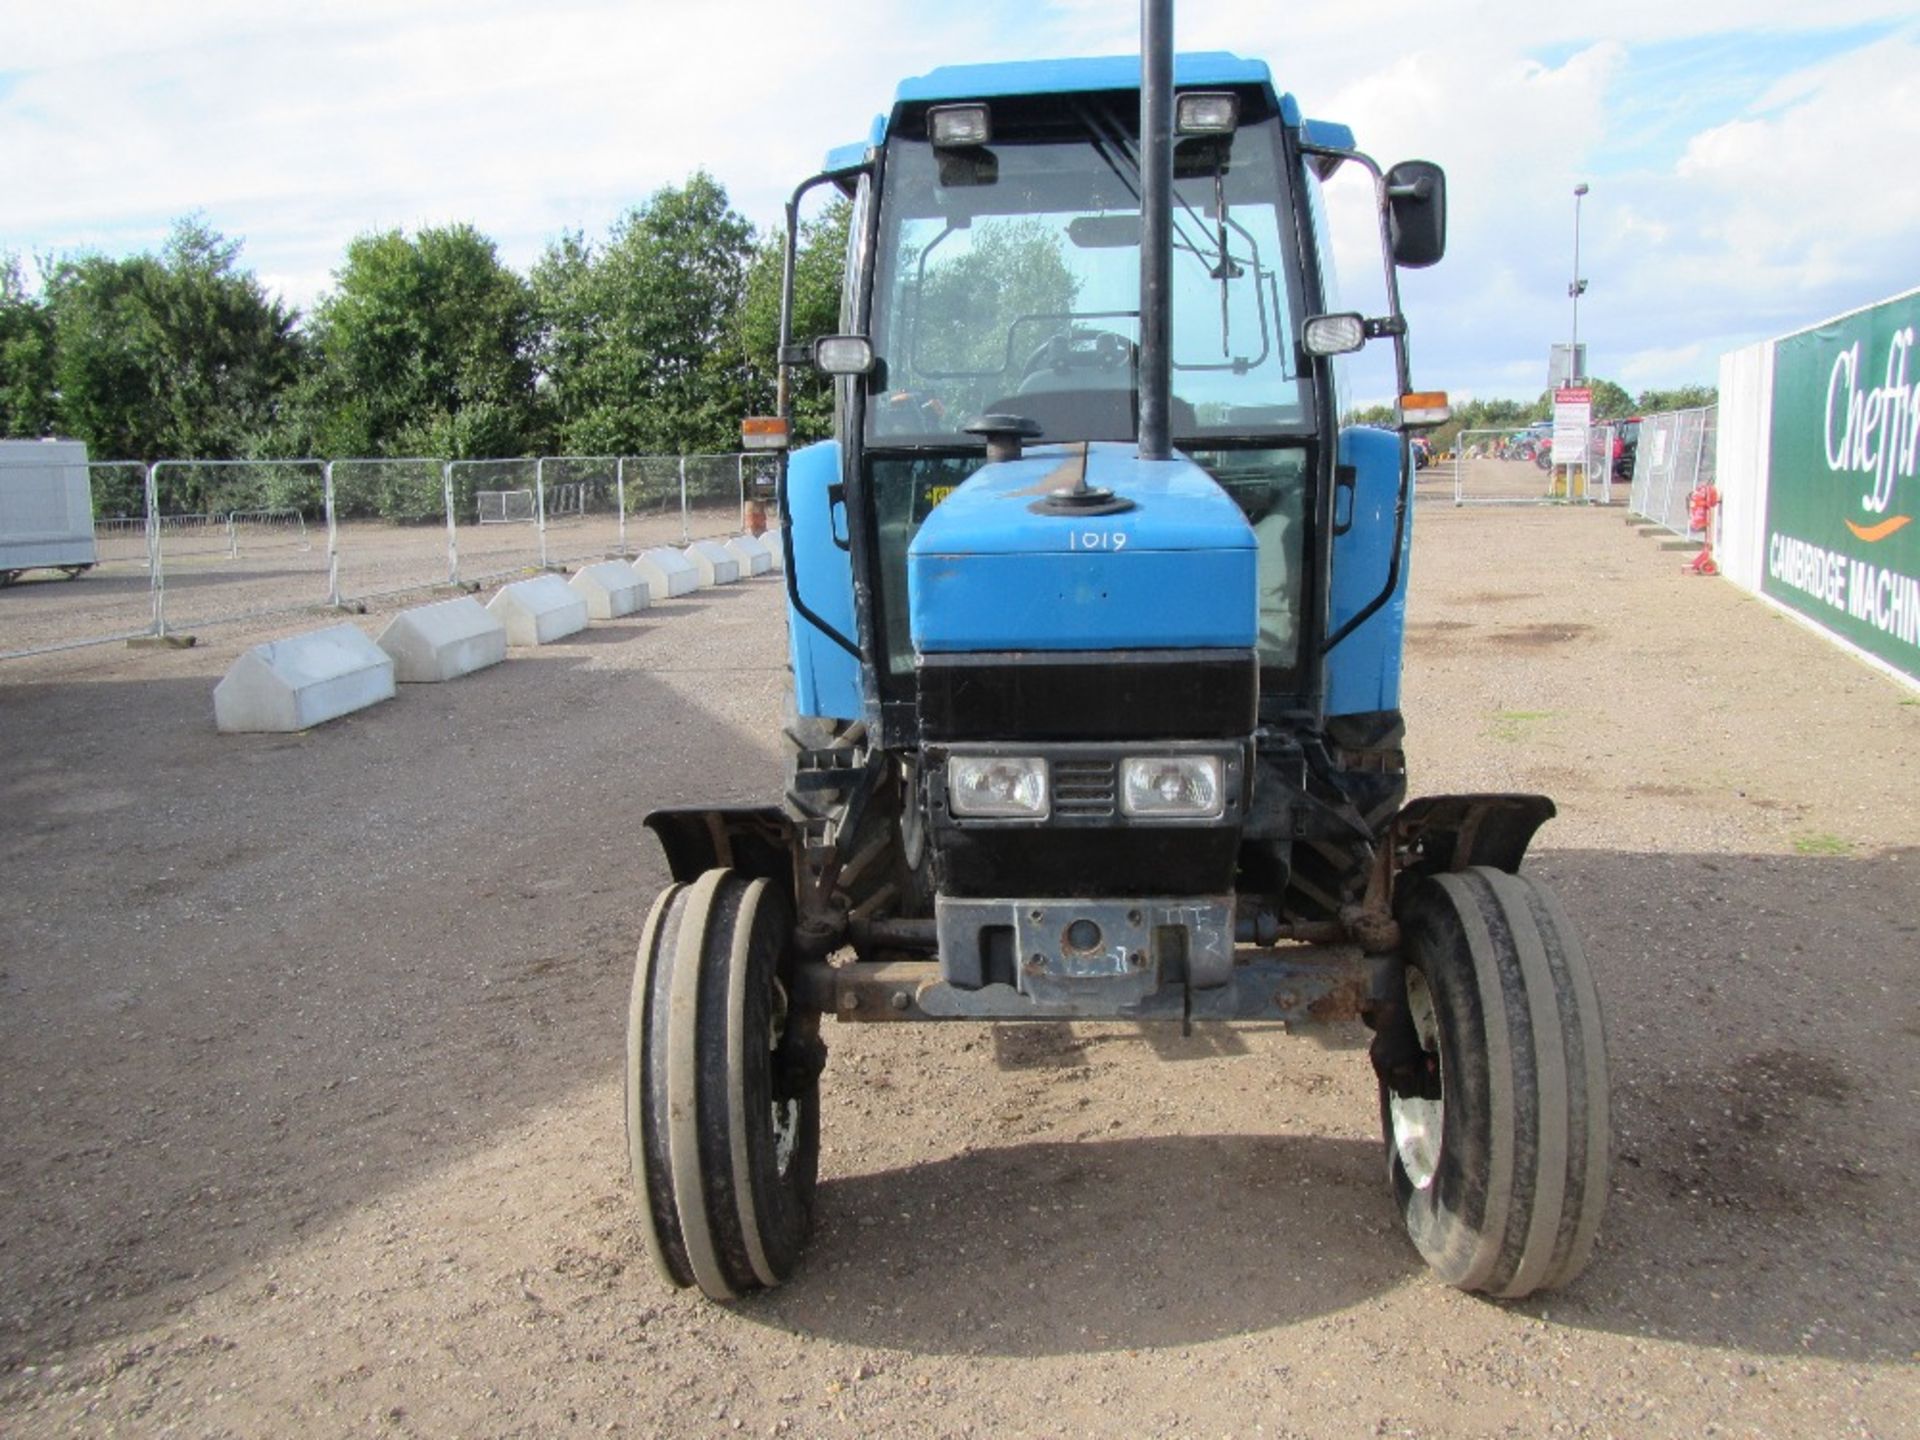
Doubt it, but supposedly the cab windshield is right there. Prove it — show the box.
[866,94,1312,446]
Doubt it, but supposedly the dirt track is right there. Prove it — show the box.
[1,503,1915,1438]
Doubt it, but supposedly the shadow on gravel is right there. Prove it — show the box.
[3,636,1914,1371]
[0,643,783,1367]
[753,847,1916,1365]
[1514,846,1919,1362]
[752,1133,1415,1356]
[554,620,653,645]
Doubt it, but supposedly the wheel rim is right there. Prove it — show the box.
[1388,967,1444,1191]
[769,977,799,1181]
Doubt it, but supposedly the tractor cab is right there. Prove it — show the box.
[627,21,1610,1312]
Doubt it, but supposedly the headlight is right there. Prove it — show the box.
[1121,756,1224,819]
[948,756,1049,819]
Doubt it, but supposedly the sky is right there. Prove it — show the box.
[3,1,1917,408]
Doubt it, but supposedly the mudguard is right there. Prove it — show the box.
[1393,793,1556,877]
[644,806,795,891]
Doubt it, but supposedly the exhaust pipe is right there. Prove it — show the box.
[1137,0,1173,463]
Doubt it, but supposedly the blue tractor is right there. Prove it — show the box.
[628,10,1610,1303]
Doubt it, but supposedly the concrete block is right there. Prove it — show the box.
[376,596,507,683]
[634,547,701,598]
[684,540,741,586]
[214,623,395,733]
[722,534,774,577]
[570,560,650,619]
[486,574,589,646]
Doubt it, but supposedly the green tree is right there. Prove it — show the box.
[1634,383,1716,413]
[738,196,850,444]
[534,172,756,456]
[43,218,303,464]
[305,223,540,460]
[0,255,57,438]
[906,218,1082,420]
[1432,396,1533,452]
[1341,403,1397,428]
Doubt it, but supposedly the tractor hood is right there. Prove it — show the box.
[907,441,1257,654]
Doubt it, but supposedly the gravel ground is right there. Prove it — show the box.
[0,501,1914,1438]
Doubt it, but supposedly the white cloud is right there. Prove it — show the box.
[1,1,1916,401]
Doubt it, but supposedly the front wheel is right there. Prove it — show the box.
[1382,867,1611,1298]
[626,869,823,1299]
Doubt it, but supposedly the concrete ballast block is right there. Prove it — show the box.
[570,560,650,619]
[487,574,589,646]
[684,540,741,586]
[214,624,396,733]
[376,596,508,682]
[722,534,774,577]
[634,547,700,597]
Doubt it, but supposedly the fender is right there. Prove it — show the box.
[643,806,795,891]
[1392,793,1556,876]
[1366,792,1555,1098]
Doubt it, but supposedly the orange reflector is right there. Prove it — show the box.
[741,416,790,451]
[1398,391,1452,428]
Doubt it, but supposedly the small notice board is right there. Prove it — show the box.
[1552,386,1592,465]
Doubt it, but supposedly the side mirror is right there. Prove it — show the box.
[1385,160,1446,269]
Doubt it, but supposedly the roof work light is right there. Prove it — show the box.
[1175,91,1239,134]
[928,104,991,147]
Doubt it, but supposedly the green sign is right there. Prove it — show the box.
[1763,289,1920,682]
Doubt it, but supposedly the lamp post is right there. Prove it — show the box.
[1568,182,1590,382]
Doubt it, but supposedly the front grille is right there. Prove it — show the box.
[918,649,1258,742]
[1052,760,1117,817]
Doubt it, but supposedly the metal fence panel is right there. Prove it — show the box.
[619,457,688,549]
[1628,405,1717,536]
[1447,428,1557,506]
[448,459,541,583]
[4,449,776,661]
[536,456,625,567]
[149,460,328,632]
[0,461,157,659]
[327,457,455,605]
[682,453,744,540]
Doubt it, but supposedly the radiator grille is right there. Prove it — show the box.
[1052,760,1117,818]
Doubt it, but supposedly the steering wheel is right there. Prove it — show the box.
[1019,328,1136,382]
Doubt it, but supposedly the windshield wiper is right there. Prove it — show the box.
[1076,100,1260,360]
[1074,101,1223,291]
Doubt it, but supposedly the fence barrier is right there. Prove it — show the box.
[1443,425,1623,508]
[1,450,774,662]
[1626,405,1718,538]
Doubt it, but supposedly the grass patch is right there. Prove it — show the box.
[1488,709,1556,743]
[1791,833,1854,856]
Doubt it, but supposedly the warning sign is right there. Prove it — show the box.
[1552,386,1592,465]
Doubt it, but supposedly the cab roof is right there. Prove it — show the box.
[822,51,1307,174]
[896,52,1274,103]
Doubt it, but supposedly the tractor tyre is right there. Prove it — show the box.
[1382,866,1611,1298]
[626,869,822,1300]
[1325,709,1407,836]
[781,712,930,925]
[1284,711,1408,920]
